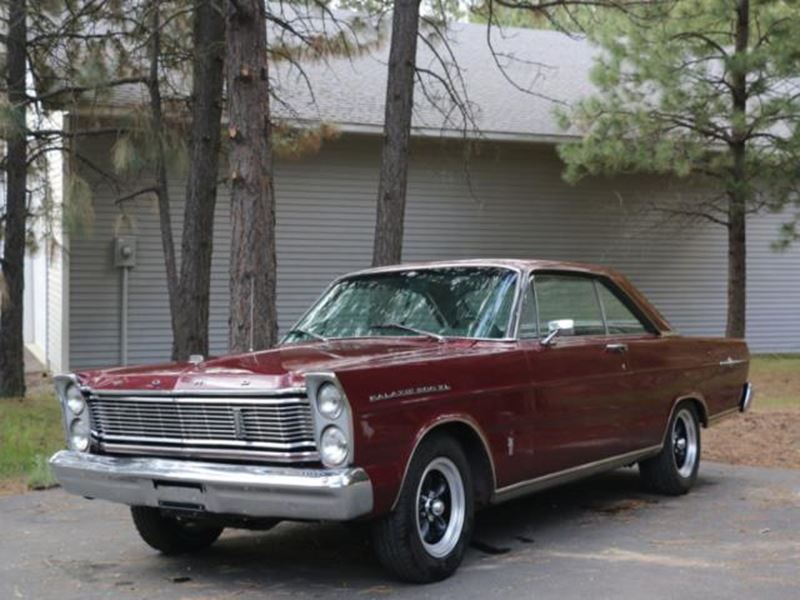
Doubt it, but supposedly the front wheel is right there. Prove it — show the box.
[131,506,224,555]
[372,434,474,583]
[639,403,701,495]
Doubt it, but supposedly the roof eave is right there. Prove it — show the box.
[63,105,578,145]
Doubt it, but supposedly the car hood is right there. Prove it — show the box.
[77,338,496,394]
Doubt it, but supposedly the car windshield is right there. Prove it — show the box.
[282,267,519,343]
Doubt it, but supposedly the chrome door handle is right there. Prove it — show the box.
[605,343,628,354]
[719,357,747,367]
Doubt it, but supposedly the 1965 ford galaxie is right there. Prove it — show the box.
[50,259,752,582]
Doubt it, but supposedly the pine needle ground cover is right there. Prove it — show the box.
[694,356,800,469]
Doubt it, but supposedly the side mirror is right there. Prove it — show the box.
[541,319,575,346]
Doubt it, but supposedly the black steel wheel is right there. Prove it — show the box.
[639,402,701,495]
[371,434,474,583]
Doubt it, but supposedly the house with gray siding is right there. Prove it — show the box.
[22,23,800,372]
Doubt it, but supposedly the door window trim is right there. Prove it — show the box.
[517,275,541,340]
[593,276,658,335]
[523,270,658,341]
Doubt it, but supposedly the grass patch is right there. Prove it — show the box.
[27,454,60,490]
[0,392,63,492]
[750,355,800,411]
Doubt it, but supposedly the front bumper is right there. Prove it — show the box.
[49,450,373,521]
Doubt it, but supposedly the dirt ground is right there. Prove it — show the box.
[703,356,800,469]
[704,411,800,469]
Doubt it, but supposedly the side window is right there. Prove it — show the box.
[597,282,648,334]
[535,274,605,337]
[518,281,539,339]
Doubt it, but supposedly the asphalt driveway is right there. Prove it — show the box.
[2,462,798,599]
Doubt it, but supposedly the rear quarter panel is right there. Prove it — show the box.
[628,335,750,446]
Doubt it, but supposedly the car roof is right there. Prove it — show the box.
[344,258,621,278]
[341,259,673,333]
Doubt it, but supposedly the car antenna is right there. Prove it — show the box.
[249,277,255,353]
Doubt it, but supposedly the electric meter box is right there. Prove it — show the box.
[114,236,137,268]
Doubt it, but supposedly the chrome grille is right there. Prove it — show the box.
[88,394,318,463]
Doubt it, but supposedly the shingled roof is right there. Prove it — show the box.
[75,19,598,143]
[274,22,597,141]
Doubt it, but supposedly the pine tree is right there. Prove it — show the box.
[0,0,29,397]
[556,0,800,338]
[372,0,421,267]
[355,0,477,266]
[1,0,153,396]
[174,0,226,361]
[225,0,278,352]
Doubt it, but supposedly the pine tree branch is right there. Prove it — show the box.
[651,206,730,228]
[76,157,118,189]
[115,186,159,205]
[669,31,729,58]
[34,77,149,103]
[416,14,480,134]
[28,127,124,139]
[481,0,564,103]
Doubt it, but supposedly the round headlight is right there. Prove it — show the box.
[316,383,344,419]
[69,418,90,452]
[65,385,86,416]
[320,426,348,466]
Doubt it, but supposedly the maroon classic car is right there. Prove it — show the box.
[50,259,752,582]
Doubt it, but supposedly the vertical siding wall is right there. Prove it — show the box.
[20,112,67,372]
[46,132,67,374]
[69,134,800,368]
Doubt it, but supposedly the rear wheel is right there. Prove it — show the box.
[639,403,701,495]
[372,434,474,583]
[131,506,223,555]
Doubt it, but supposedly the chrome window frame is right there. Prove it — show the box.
[593,277,652,336]
[515,273,541,340]
[524,269,658,342]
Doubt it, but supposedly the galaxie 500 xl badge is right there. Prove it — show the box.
[369,383,452,402]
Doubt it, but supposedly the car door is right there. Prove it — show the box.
[593,278,666,450]
[518,272,632,479]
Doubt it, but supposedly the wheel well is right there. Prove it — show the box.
[421,422,495,508]
[680,397,709,428]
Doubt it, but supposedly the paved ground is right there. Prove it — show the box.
[2,462,799,599]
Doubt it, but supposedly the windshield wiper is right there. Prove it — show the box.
[285,327,329,342]
[370,323,445,342]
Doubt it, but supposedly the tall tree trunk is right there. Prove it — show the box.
[726,188,746,338]
[0,0,28,398]
[372,0,421,267]
[147,2,181,361]
[226,0,277,352]
[725,0,749,339]
[173,0,226,361]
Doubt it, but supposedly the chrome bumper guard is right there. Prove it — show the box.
[49,450,373,521]
[740,382,754,412]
